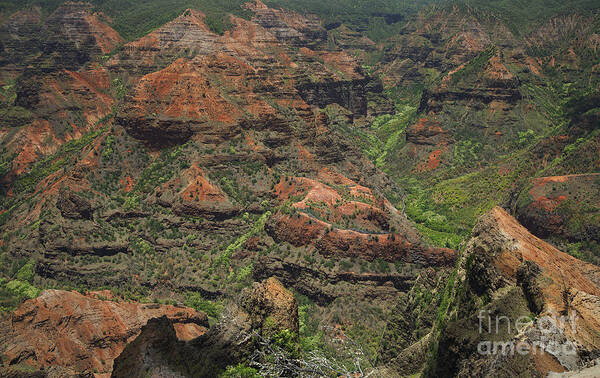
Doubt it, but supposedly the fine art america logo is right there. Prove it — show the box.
[477,309,579,356]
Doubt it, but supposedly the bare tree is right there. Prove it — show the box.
[249,326,377,378]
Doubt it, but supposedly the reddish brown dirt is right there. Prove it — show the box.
[483,207,600,309]
[473,207,600,352]
[270,176,455,265]
[83,13,123,54]
[179,163,229,204]
[1,290,207,376]
[406,118,449,145]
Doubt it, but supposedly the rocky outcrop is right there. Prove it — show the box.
[240,277,299,336]
[113,278,298,377]
[328,25,377,52]
[0,2,118,184]
[377,6,507,88]
[56,186,93,219]
[0,290,208,376]
[142,277,299,376]
[111,316,195,378]
[153,163,238,220]
[43,2,122,57]
[1,2,121,73]
[419,52,521,114]
[464,207,600,321]
[406,117,450,145]
[109,2,391,145]
[115,56,243,146]
[422,207,600,377]
[376,267,458,375]
[296,76,387,118]
[108,9,217,75]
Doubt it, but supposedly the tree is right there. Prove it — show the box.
[249,326,377,377]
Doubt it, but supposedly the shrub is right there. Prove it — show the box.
[5,280,40,300]
[219,363,260,378]
[15,259,36,283]
[184,292,223,319]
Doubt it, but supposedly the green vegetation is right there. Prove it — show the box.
[297,294,324,353]
[0,259,40,313]
[130,144,186,195]
[451,0,600,35]
[219,364,260,378]
[264,0,439,42]
[449,46,497,85]
[271,328,300,356]
[0,125,109,226]
[215,211,271,268]
[0,81,33,127]
[184,292,223,319]
[8,126,107,196]
[2,0,599,45]
[0,106,33,128]
[367,104,417,168]
[422,247,462,376]
[14,259,36,282]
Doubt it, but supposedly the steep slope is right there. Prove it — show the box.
[0,277,298,377]
[0,3,456,372]
[421,207,600,377]
[0,0,599,376]
[351,5,600,260]
[0,289,208,376]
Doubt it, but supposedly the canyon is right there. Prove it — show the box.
[0,0,598,376]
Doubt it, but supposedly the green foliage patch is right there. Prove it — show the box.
[449,46,497,85]
[219,364,260,378]
[0,259,40,313]
[215,211,271,268]
[184,292,223,319]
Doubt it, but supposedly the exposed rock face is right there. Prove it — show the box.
[0,290,208,376]
[267,175,455,265]
[109,2,390,146]
[1,1,408,313]
[108,9,218,75]
[152,162,238,220]
[183,305,254,376]
[253,256,414,305]
[56,186,93,219]
[0,2,122,73]
[516,174,600,244]
[295,77,385,118]
[328,25,377,52]
[420,57,522,114]
[240,276,299,336]
[111,316,193,378]
[0,3,118,183]
[406,117,450,145]
[378,6,502,88]
[112,278,299,377]
[43,2,122,56]
[422,207,600,377]
[0,1,598,376]
[244,0,326,48]
[375,5,556,177]
[465,207,600,322]
[376,268,450,375]
[110,277,299,377]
